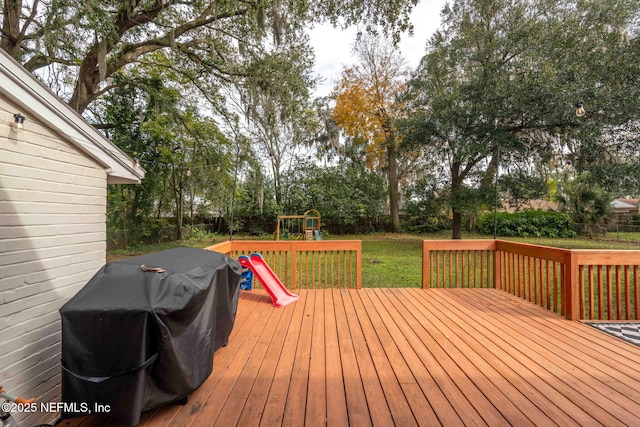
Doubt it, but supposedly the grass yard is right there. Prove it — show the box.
[361,236,424,287]
[106,232,640,288]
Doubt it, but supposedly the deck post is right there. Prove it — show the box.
[422,241,430,288]
[356,240,362,289]
[290,242,297,289]
[563,251,580,320]
[493,245,502,290]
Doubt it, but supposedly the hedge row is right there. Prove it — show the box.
[478,209,577,238]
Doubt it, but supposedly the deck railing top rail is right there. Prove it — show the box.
[423,239,640,321]
[206,240,362,289]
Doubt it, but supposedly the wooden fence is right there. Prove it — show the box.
[206,240,362,289]
[423,240,640,321]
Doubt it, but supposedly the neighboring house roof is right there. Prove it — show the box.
[0,49,144,184]
[503,199,559,213]
[611,198,640,211]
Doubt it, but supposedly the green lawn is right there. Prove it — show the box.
[107,232,640,288]
[361,236,424,287]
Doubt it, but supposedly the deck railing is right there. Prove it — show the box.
[423,240,640,321]
[206,240,362,289]
[574,250,640,321]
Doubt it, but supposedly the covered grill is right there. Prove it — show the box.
[60,247,241,426]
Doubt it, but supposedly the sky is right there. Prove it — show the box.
[308,0,449,97]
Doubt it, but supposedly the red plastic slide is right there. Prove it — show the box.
[238,253,299,308]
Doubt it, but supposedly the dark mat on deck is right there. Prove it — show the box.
[585,322,640,347]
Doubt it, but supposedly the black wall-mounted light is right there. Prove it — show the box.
[13,113,25,129]
[575,102,585,117]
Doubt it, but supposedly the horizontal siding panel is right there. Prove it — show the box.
[4,286,80,333]
[0,320,60,361]
[0,189,105,206]
[1,130,102,168]
[0,259,100,294]
[1,213,105,226]
[0,262,99,303]
[0,311,60,344]
[0,281,84,317]
[0,201,104,215]
[0,240,105,264]
[0,222,105,239]
[0,252,103,290]
[0,232,105,253]
[14,374,62,427]
[0,255,102,298]
[0,148,27,166]
[2,163,106,188]
[1,148,104,174]
[2,350,61,396]
[1,176,105,196]
[1,147,105,179]
[10,365,62,427]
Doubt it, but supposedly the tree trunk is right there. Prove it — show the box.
[176,191,184,240]
[387,144,401,233]
[1,0,22,58]
[171,168,184,240]
[451,162,462,239]
[451,210,463,239]
[69,51,100,113]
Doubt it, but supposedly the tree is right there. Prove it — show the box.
[333,36,411,232]
[556,174,612,235]
[281,160,386,233]
[229,34,317,209]
[104,67,234,241]
[2,0,419,114]
[499,170,548,211]
[406,0,640,239]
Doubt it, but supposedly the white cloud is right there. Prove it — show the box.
[308,0,448,98]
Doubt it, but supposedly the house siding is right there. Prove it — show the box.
[0,103,108,425]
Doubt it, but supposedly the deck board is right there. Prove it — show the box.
[58,288,640,427]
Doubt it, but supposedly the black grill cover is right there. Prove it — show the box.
[60,247,241,426]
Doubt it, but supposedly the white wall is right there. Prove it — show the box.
[0,103,108,426]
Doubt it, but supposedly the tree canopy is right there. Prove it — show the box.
[1,0,419,113]
[6,0,640,239]
[405,0,640,238]
[333,36,411,232]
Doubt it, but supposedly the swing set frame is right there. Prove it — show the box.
[275,209,321,240]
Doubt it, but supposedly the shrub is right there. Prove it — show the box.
[478,209,577,238]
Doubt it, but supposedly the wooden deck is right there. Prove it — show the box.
[60,288,640,427]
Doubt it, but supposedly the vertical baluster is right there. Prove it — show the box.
[634,265,639,320]
[448,250,452,288]
[597,266,604,320]
[551,261,556,313]
[480,250,485,288]
[533,257,538,305]
[588,265,594,320]
[324,250,328,288]
[559,262,565,316]
[545,260,551,310]
[625,265,631,320]
[305,250,310,290]
[607,265,613,320]
[578,265,585,319]
[455,250,459,288]
[347,251,352,289]
[471,251,479,288]
[507,252,512,293]
[512,252,517,295]
[434,251,439,288]
[616,265,622,320]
